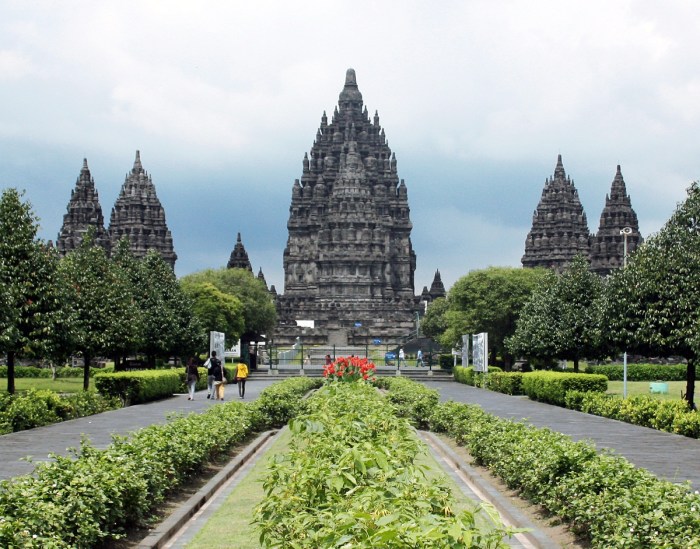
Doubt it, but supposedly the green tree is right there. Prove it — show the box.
[110,238,144,370]
[133,251,204,367]
[0,189,63,393]
[180,279,245,345]
[180,267,277,340]
[420,297,448,341]
[603,181,700,409]
[507,256,604,372]
[442,267,546,368]
[58,233,140,389]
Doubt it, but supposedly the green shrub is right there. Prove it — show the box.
[94,370,181,405]
[522,371,607,406]
[438,353,454,370]
[0,366,101,378]
[453,365,502,387]
[385,377,700,547]
[584,363,697,381]
[488,372,524,395]
[0,378,315,548]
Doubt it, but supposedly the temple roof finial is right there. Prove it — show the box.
[132,150,144,174]
[339,68,362,104]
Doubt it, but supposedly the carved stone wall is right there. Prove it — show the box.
[108,151,177,268]
[275,69,419,345]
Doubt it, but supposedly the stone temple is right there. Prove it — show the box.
[522,155,642,274]
[57,152,177,269]
[274,69,420,346]
[56,158,111,256]
[108,151,177,268]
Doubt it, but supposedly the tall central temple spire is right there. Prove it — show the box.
[275,69,418,346]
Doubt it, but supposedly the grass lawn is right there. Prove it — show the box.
[606,380,696,401]
[0,377,94,393]
[186,428,487,548]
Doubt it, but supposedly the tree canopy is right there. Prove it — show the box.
[603,181,700,409]
[442,266,546,367]
[180,267,276,341]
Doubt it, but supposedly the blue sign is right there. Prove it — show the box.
[354,322,362,327]
[373,338,382,345]
[385,352,396,360]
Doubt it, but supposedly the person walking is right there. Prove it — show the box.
[236,361,249,399]
[209,351,225,401]
[398,347,405,368]
[204,351,217,399]
[416,348,423,367]
[185,357,200,400]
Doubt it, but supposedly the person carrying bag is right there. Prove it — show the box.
[210,351,225,401]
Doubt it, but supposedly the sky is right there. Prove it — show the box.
[1,1,699,293]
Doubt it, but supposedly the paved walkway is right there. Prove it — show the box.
[0,380,279,480]
[425,381,700,488]
[2,379,698,487]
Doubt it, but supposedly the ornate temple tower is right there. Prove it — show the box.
[589,165,643,275]
[108,151,177,268]
[227,232,253,272]
[275,69,418,345]
[522,155,591,272]
[56,158,110,256]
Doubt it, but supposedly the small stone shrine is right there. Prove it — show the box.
[274,69,419,346]
[108,151,177,268]
[227,232,253,272]
[56,158,111,256]
[589,165,643,275]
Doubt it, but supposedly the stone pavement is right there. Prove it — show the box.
[0,379,280,480]
[425,380,700,489]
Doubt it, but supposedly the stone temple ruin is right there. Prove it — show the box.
[522,155,642,275]
[273,69,432,346]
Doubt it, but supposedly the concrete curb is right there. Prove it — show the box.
[136,430,277,549]
[421,431,560,549]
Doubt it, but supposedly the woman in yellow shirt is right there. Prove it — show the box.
[236,362,249,399]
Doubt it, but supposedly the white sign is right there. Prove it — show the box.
[210,331,226,361]
[296,320,315,328]
[461,335,469,368]
[472,332,488,373]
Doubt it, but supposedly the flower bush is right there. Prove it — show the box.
[323,355,377,383]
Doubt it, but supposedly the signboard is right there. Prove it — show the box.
[373,338,382,345]
[354,322,362,327]
[472,332,488,373]
[461,335,469,368]
[210,331,225,362]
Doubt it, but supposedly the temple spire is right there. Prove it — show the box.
[227,232,253,272]
[132,150,144,175]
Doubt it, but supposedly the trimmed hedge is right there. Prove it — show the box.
[383,377,700,547]
[565,391,700,438]
[453,365,503,387]
[0,389,120,434]
[487,372,524,395]
[522,371,607,406]
[0,377,320,548]
[585,363,698,381]
[94,370,181,405]
[0,366,102,378]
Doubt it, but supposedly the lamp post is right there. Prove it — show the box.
[620,227,633,398]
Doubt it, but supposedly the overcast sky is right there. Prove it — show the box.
[1,1,699,293]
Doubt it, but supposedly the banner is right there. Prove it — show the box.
[210,331,226,361]
[472,332,488,373]
[461,335,469,368]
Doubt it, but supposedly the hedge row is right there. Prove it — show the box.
[453,365,503,387]
[0,389,121,434]
[94,370,182,405]
[565,391,700,438]
[0,366,101,378]
[0,377,321,548]
[256,381,513,547]
[380,377,700,547]
[521,371,608,406]
[585,363,699,381]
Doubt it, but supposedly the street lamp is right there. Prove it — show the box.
[620,227,633,398]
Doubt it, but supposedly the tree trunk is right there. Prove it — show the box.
[83,353,91,391]
[7,350,15,394]
[686,357,696,411]
[147,354,156,369]
[573,357,579,373]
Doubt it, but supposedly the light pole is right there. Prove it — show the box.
[620,227,633,398]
